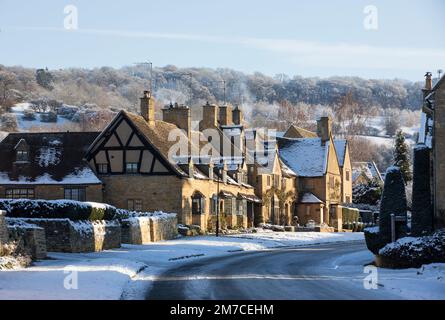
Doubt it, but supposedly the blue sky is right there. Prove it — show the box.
[0,0,444,80]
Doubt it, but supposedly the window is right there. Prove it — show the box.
[6,188,34,199]
[127,199,143,211]
[346,170,350,182]
[192,193,205,215]
[237,199,247,216]
[97,163,109,174]
[346,195,351,203]
[274,175,280,188]
[224,198,233,215]
[267,175,271,186]
[210,196,217,214]
[126,162,138,173]
[64,188,86,201]
[16,150,29,161]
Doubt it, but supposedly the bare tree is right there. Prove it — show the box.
[0,71,17,113]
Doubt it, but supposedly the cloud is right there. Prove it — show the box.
[7,26,445,72]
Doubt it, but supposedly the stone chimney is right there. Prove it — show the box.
[423,72,433,98]
[162,102,191,141]
[200,102,218,131]
[140,91,155,125]
[232,105,243,125]
[317,116,332,145]
[187,157,194,179]
[218,105,233,126]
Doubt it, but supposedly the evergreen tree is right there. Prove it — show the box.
[35,68,54,90]
[394,130,412,184]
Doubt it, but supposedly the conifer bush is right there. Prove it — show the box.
[411,145,433,236]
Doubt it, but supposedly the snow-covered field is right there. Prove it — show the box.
[0,232,363,300]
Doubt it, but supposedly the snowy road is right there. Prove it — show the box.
[146,242,402,300]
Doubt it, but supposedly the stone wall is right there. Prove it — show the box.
[122,214,178,244]
[150,214,178,242]
[6,218,47,259]
[0,210,8,255]
[17,219,121,253]
[434,83,445,229]
[121,217,152,244]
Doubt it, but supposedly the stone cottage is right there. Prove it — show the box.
[0,132,103,202]
[84,91,259,230]
[277,116,352,226]
[418,72,445,229]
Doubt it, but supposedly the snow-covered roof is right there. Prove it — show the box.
[280,159,297,177]
[278,137,329,177]
[334,140,347,167]
[352,161,383,183]
[299,192,323,204]
[0,132,102,185]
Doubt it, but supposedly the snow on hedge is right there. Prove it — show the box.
[5,217,43,230]
[379,230,445,267]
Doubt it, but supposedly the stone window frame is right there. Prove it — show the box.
[125,162,139,174]
[5,188,35,199]
[16,150,29,162]
[97,163,109,174]
[64,187,86,202]
[127,199,143,211]
[191,191,206,215]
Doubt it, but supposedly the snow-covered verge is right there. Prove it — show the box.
[376,263,445,300]
[0,232,364,300]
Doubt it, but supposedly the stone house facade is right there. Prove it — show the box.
[277,116,352,227]
[0,91,352,231]
[85,92,259,231]
[419,72,445,229]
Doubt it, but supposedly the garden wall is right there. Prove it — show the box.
[16,218,121,253]
[150,214,178,242]
[121,214,178,244]
[6,218,47,259]
[121,217,151,244]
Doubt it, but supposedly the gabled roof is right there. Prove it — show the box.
[352,161,383,183]
[0,132,101,185]
[284,125,317,139]
[299,192,323,204]
[278,137,329,177]
[431,74,445,92]
[334,140,347,167]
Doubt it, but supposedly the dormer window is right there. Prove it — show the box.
[16,150,29,162]
[14,138,30,163]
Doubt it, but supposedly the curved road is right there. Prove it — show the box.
[146,241,401,300]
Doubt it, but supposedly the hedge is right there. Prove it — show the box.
[0,199,118,221]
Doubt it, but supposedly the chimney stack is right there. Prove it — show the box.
[425,72,433,90]
[218,105,233,126]
[199,102,218,131]
[232,105,243,125]
[162,102,191,141]
[140,91,155,125]
[317,116,332,145]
